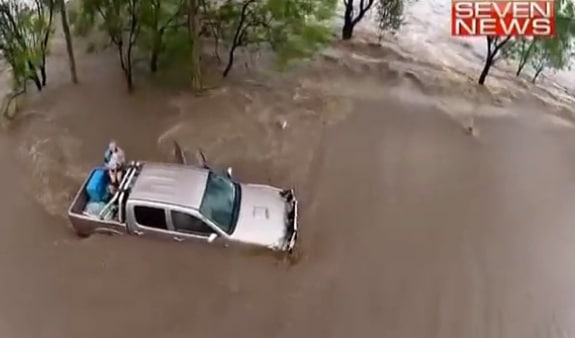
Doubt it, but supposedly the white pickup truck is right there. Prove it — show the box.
[67,159,298,253]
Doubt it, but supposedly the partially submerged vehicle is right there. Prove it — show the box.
[67,153,298,253]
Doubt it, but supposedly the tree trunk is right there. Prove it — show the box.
[125,69,134,91]
[516,40,535,77]
[342,1,354,40]
[126,43,135,92]
[40,65,47,86]
[222,1,251,78]
[532,67,544,83]
[122,52,134,91]
[478,36,511,86]
[222,44,238,77]
[188,0,202,90]
[149,29,164,73]
[59,0,78,83]
[38,1,54,88]
[29,74,42,91]
[116,43,133,92]
[478,55,494,85]
[150,48,159,73]
[211,31,221,63]
[516,61,526,76]
[27,60,43,90]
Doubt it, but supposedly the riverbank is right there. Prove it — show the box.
[3,28,575,217]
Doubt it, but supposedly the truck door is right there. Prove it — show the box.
[128,203,175,240]
[168,209,220,243]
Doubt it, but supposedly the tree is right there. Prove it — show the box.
[199,0,222,62]
[477,36,512,85]
[219,0,336,77]
[70,0,337,90]
[510,37,537,76]
[530,0,575,83]
[477,0,575,86]
[0,1,34,89]
[342,0,415,40]
[188,0,202,89]
[529,44,548,83]
[375,0,416,38]
[0,0,54,91]
[508,0,575,81]
[79,0,143,91]
[529,37,571,83]
[26,0,55,87]
[139,0,185,73]
[342,0,375,40]
[58,0,78,83]
[221,0,257,77]
[491,38,516,64]
[510,36,538,76]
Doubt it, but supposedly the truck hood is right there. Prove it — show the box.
[230,184,287,249]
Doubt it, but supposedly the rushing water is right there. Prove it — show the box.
[400,0,575,90]
[3,2,575,337]
[5,92,575,337]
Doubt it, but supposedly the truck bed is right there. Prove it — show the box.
[67,167,127,236]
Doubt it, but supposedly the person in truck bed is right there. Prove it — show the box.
[107,159,122,196]
[104,141,125,167]
[104,141,126,197]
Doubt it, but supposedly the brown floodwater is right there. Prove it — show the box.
[3,89,575,338]
[3,26,575,337]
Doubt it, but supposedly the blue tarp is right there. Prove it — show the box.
[86,167,108,202]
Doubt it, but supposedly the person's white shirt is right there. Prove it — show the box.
[113,148,126,166]
[106,148,125,169]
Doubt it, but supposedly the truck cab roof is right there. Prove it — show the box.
[129,163,209,210]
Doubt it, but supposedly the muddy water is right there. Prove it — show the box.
[3,87,575,337]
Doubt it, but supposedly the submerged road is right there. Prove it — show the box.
[2,100,575,337]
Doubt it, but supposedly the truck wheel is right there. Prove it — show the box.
[74,228,93,238]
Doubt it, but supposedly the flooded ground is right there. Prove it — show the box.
[4,5,575,338]
[5,92,575,337]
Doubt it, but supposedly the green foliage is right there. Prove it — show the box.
[0,0,54,90]
[69,6,93,36]
[78,0,127,42]
[509,0,575,81]
[136,0,185,72]
[508,37,535,75]
[528,36,572,82]
[75,0,144,90]
[263,0,336,67]
[220,0,337,74]
[157,26,191,68]
[376,0,410,36]
[69,0,338,87]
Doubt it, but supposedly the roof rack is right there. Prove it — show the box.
[98,161,142,221]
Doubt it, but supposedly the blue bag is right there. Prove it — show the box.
[86,167,108,202]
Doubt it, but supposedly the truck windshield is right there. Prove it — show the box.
[199,172,240,234]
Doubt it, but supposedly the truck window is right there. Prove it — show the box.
[199,172,238,234]
[134,206,167,230]
[171,211,213,235]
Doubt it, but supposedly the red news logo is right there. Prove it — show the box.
[451,0,555,37]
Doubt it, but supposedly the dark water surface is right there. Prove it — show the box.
[2,99,575,338]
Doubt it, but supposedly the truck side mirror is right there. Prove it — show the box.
[207,233,218,243]
[226,167,233,178]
